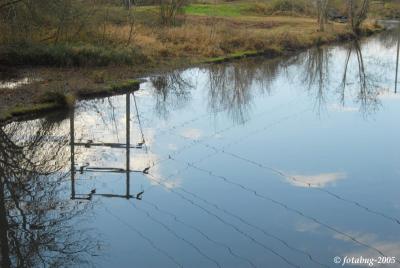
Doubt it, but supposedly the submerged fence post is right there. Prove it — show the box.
[396,29,400,93]
[126,93,131,199]
[70,107,75,200]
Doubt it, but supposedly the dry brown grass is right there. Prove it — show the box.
[98,14,356,62]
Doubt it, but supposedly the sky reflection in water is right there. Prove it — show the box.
[1,29,400,268]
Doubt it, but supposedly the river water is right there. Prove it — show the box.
[1,26,400,268]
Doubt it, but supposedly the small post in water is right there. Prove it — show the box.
[396,28,400,93]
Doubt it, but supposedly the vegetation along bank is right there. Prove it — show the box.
[0,0,397,122]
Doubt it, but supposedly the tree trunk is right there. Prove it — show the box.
[0,181,11,268]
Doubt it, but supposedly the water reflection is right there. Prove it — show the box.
[291,38,385,116]
[0,77,40,90]
[205,33,399,119]
[144,35,398,123]
[300,47,331,113]
[127,30,400,125]
[1,26,400,268]
[206,59,279,124]
[0,116,100,267]
[70,92,148,200]
[342,40,381,115]
[150,71,193,120]
[395,30,400,93]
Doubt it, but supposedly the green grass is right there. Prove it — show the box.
[42,90,77,107]
[93,5,160,26]
[109,79,140,92]
[77,79,141,98]
[0,102,62,121]
[184,3,253,17]
[202,49,283,63]
[0,79,141,121]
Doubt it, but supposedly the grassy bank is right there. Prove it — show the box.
[0,2,385,67]
[0,77,141,123]
[0,1,388,123]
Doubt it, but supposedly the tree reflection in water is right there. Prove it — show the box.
[206,59,280,124]
[204,39,387,123]
[146,36,395,125]
[0,114,100,268]
[340,40,380,115]
[295,39,381,116]
[0,29,399,267]
[150,71,193,120]
[207,63,254,124]
[301,47,331,114]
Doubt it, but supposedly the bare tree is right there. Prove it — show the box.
[127,2,136,45]
[347,0,370,34]
[315,0,329,31]
[159,0,188,25]
[123,0,133,9]
[0,0,95,44]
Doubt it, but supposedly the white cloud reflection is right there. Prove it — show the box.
[181,128,202,140]
[0,77,40,89]
[335,231,400,267]
[287,172,346,188]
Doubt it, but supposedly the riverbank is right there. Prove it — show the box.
[0,8,384,123]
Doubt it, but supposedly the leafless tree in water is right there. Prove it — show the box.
[0,117,101,268]
[206,58,292,123]
[339,40,380,115]
[301,47,332,114]
[252,58,281,95]
[150,71,192,119]
[206,63,257,124]
[347,0,370,34]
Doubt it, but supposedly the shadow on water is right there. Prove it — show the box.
[1,21,400,268]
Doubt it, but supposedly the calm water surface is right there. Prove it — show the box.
[1,27,400,268]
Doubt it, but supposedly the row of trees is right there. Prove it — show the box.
[0,0,94,44]
[0,0,374,50]
[157,0,373,31]
[0,0,187,45]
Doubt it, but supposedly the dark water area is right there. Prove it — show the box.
[1,24,400,268]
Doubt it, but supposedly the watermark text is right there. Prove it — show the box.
[333,256,397,266]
